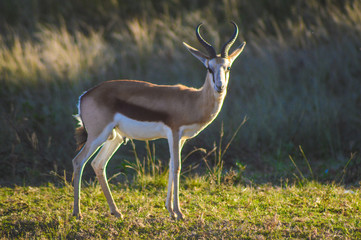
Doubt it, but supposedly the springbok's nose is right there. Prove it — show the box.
[216,85,225,93]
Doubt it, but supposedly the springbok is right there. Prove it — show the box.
[72,22,246,220]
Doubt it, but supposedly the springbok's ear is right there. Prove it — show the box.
[229,41,246,65]
[183,42,209,67]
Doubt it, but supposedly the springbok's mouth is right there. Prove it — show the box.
[216,87,225,93]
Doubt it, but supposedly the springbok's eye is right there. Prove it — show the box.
[208,68,213,74]
[227,66,231,71]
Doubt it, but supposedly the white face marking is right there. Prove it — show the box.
[114,113,171,140]
[208,58,232,93]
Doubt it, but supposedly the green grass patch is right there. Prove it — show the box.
[1,0,361,185]
[1,181,360,239]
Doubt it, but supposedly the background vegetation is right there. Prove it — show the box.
[0,0,360,186]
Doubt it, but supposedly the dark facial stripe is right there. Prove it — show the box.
[113,98,170,124]
[208,68,215,83]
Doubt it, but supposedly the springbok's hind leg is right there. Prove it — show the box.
[72,137,103,219]
[91,131,123,218]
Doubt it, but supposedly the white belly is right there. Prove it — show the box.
[113,113,211,142]
[113,113,171,140]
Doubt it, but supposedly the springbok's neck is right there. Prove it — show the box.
[198,74,227,123]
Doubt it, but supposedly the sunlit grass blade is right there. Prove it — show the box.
[288,154,306,182]
[299,145,314,180]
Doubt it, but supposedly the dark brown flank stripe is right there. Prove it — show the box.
[112,98,170,124]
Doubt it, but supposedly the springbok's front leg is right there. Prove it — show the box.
[166,131,186,220]
[166,154,176,218]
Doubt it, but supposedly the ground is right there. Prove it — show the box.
[1,180,360,239]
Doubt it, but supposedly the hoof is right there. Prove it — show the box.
[167,207,177,219]
[72,212,83,220]
[175,212,185,221]
[169,211,177,219]
[166,205,177,219]
[111,210,124,219]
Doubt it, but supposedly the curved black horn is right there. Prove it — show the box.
[196,23,217,58]
[221,21,239,58]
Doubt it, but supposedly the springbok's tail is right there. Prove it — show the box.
[75,126,87,151]
[74,114,87,151]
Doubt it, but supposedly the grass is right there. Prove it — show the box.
[1,181,360,239]
[1,0,361,185]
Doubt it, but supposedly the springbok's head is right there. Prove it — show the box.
[183,22,246,94]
